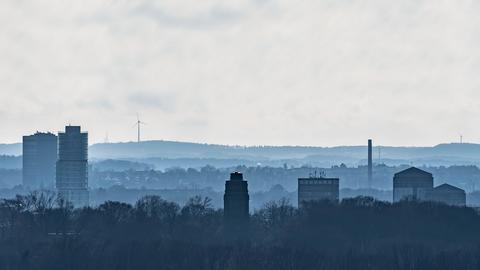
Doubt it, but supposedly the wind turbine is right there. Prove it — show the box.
[133,114,147,143]
[104,132,109,144]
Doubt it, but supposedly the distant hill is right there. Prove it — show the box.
[88,141,480,167]
[88,141,358,160]
[89,141,480,162]
[2,140,480,168]
[0,143,21,156]
[92,159,153,172]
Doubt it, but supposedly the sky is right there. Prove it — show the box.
[1,0,480,146]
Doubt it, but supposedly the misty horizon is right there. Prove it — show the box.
[0,135,474,148]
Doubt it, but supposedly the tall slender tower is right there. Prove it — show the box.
[22,132,57,189]
[56,126,89,207]
[224,172,249,232]
[368,139,373,190]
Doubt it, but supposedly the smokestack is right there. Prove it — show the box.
[368,139,373,190]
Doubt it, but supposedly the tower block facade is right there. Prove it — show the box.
[224,172,249,230]
[56,126,89,207]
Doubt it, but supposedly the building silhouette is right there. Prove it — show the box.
[298,175,339,206]
[393,167,466,206]
[393,167,433,202]
[56,126,89,207]
[428,183,466,206]
[22,132,57,189]
[224,172,249,230]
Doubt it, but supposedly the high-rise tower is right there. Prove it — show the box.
[224,172,249,231]
[22,132,57,189]
[56,126,89,207]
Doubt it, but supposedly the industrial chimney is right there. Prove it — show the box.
[368,139,373,190]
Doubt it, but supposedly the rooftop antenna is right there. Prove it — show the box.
[133,113,147,143]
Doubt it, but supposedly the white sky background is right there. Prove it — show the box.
[1,0,479,146]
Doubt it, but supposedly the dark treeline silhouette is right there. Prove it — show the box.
[1,192,480,269]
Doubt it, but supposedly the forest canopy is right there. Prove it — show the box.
[0,192,479,270]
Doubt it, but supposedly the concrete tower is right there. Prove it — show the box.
[224,172,249,231]
[56,126,89,207]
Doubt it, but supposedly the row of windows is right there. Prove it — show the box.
[299,180,338,185]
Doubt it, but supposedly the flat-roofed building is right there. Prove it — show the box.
[298,176,339,206]
[22,132,58,189]
[429,183,466,206]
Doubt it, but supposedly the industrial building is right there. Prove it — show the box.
[428,183,466,206]
[393,167,433,202]
[224,172,250,230]
[56,126,89,207]
[393,167,466,206]
[298,175,339,205]
[22,132,58,189]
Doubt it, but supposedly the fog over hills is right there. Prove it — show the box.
[0,143,21,156]
[2,140,480,168]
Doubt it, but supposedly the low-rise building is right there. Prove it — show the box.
[393,167,467,206]
[428,183,466,206]
[298,176,339,206]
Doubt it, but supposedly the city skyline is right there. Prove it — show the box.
[1,1,479,269]
[2,1,480,146]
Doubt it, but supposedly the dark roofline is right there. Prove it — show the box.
[298,177,339,181]
[434,183,465,192]
[394,167,432,177]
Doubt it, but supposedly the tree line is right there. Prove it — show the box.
[1,191,480,269]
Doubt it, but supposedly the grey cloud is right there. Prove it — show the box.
[76,98,115,110]
[2,0,480,146]
[129,2,245,29]
[127,92,177,113]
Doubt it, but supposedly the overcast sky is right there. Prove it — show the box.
[1,0,479,146]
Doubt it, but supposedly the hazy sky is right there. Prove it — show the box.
[1,0,479,146]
